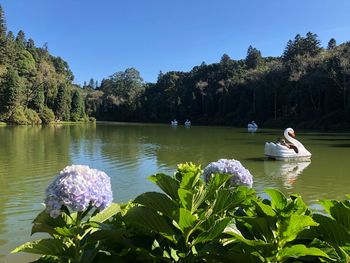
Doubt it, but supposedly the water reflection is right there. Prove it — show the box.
[247,127,258,134]
[264,160,311,189]
[0,125,85,261]
[1,124,350,262]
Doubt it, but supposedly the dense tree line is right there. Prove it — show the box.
[2,3,350,129]
[85,32,350,129]
[0,5,86,124]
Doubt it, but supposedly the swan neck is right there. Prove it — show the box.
[284,131,300,146]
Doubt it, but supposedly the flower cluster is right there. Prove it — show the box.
[45,165,113,218]
[203,159,253,187]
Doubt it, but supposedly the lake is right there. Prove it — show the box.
[1,122,350,262]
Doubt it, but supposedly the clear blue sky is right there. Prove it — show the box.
[2,0,350,85]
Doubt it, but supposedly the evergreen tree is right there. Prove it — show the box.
[305,32,322,56]
[157,70,164,81]
[1,68,23,113]
[220,53,231,64]
[283,32,321,61]
[0,5,6,64]
[70,90,84,121]
[54,84,71,120]
[0,4,6,40]
[327,38,337,50]
[6,31,15,60]
[15,30,26,49]
[245,45,262,69]
[88,78,95,89]
[31,84,45,112]
[26,38,35,49]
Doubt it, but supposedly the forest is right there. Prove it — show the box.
[1,4,350,129]
[86,34,350,130]
[0,5,86,124]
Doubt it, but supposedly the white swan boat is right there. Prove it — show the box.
[184,120,191,126]
[247,121,258,129]
[171,120,178,126]
[247,121,258,133]
[264,128,311,161]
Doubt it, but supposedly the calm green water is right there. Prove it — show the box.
[1,122,350,261]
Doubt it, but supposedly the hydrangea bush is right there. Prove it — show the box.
[13,162,350,262]
[203,158,253,187]
[45,165,113,218]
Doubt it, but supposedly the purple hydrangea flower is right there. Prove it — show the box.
[203,159,253,188]
[45,165,113,218]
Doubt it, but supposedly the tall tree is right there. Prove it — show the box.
[54,84,71,120]
[15,30,26,49]
[283,32,321,61]
[4,31,16,65]
[220,53,231,64]
[88,78,95,89]
[327,38,337,50]
[1,68,23,113]
[70,90,84,121]
[245,45,262,69]
[0,4,6,40]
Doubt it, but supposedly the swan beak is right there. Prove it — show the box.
[290,132,296,138]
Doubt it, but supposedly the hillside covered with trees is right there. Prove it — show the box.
[85,33,350,130]
[0,5,86,124]
[1,3,350,129]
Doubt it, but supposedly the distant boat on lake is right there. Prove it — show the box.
[247,121,258,133]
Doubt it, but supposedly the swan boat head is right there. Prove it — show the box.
[264,128,311,161]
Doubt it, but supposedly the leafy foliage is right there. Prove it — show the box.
[0,5,88,124]
[81,32,350,130]
[13,162,350,262]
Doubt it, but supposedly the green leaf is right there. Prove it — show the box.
[134,192,178,219]
[204,173,232,201]
[12,239,68,257]
[319,199,337,215]
[178,188,193,210]
[89,203,121,223]
[212,189,246,215]
[329,202,350,230]
[191,184,206,213]
[277,244,331,261]
[224,231,274,250]
[85,228,133,248]
[313,214,350,246]
[170,247,179,261]
[253,200,276,217]
[124,206,176,242]
[265,188,287,211]
[283,194,308,216]
[31,210,67,236]
[241,216,275,242]
[193,217,231,244]
[148,173,179,200]
[177,208,197,233]
[54,226,74,237]
[280,215,319,243]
